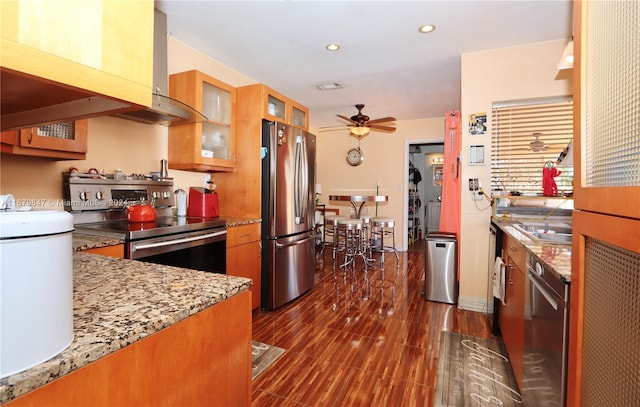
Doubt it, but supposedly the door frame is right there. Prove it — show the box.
[403,138,444,251]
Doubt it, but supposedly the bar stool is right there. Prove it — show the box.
[359,215,374,259]
[337,218,368,272]
[370,217,400,270]
[324,215,345,266]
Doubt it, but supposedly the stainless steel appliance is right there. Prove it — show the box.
[261,121,316,310]
[487,222,502,336]
[63,173,226,273]
[424,232,457,304]
[522,252,570,406]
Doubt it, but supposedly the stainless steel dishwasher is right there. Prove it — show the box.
[522,252,570,406]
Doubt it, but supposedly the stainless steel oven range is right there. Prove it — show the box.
[522,252,570,406]
[64,173,226,273]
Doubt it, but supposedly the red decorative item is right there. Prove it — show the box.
[542,162,561,196]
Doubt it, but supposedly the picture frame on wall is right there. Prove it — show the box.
[469,144,485,165]
[433,164,443,186]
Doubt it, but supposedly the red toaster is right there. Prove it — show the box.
[187,187,219,218]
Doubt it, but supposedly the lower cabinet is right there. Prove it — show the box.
[227,223,261,310]
[499,233,526,388]
[6,290,252,407]
[81,244,124,258]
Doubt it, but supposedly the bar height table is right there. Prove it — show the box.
[329,195,388,219]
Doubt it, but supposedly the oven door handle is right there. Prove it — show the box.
[527,270,559,310]
[131,230,227,251]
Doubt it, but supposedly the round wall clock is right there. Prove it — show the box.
[346,147,364,166]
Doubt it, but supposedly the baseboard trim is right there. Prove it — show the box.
[457,296,490,313]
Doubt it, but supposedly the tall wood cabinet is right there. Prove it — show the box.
[214,83,309,218]
[567,1,640,405]
[168,70,236,172]
[1,120,88,160]
[499,232,526,388]
[217,84,308,312]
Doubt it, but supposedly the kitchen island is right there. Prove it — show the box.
[0,251,253,406]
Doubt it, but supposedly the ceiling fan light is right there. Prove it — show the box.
[350,127,370,137]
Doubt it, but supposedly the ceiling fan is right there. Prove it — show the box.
[529,133,549,152]
[319,104,396,137]
[506,133,566,153]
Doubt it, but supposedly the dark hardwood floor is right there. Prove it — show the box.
[251,241,495,406]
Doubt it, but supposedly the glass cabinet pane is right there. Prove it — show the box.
[292,107,306,127]
[201,122,230,160]
[202,83,231,123]
[267,95,286,120]
[37,122,75,140]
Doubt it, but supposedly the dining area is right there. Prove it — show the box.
[319,193,399,275]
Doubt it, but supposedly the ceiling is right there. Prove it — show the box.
[155,1,572,130]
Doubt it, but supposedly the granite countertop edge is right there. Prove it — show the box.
[493,220,572,283]
[0,253,252,403]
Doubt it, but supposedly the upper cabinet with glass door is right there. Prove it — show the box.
[260,85,308,129]
[0,120,88,160]
[168,70,236,172]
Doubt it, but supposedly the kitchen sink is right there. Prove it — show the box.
[512,221,572,244]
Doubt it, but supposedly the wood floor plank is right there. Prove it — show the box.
[251,242,494,406]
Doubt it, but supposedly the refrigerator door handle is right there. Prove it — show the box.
[294,135,308,224]
[275,234,314,248]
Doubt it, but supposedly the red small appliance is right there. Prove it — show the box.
[187,187,219,218]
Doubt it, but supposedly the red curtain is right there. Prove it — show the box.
[439,111,461,236]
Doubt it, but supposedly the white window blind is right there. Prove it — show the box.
[491,98,574,196]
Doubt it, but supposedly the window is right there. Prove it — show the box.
[491,97,574,196]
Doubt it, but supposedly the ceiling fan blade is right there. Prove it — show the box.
[318,126,350,132]
[367,117,396,124]
[369,124,396,132]
[337,114,357,124]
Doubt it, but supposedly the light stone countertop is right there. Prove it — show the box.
[495,222,571,283]
[0,252,252,403]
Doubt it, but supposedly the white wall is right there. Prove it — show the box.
[457,39,572,311]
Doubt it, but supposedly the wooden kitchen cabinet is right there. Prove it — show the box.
[0,120,88,160]
[213,84,309,219]
[227,223,261,310]
[5,290,252,407]
[0,1,153,125]
[168,70,236,172]
[260,84,309,129]
[81,244,124,259]
[499,232,526,388]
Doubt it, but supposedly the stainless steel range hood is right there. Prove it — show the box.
[113,9,206,125]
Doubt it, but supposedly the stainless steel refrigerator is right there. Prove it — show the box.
[261,121,316,310]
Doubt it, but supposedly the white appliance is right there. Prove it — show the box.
[0,210,74,378]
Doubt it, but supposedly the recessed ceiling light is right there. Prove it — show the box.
[317,83,343,90]
[418,24,436,34]
[326,43,340,51]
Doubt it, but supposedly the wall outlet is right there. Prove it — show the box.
[204,174,211,188]
[469,178,479,191]
[472,190,484,201]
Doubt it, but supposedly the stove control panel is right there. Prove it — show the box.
[63,176,174,211]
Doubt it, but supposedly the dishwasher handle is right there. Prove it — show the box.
[527,269,559,310]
